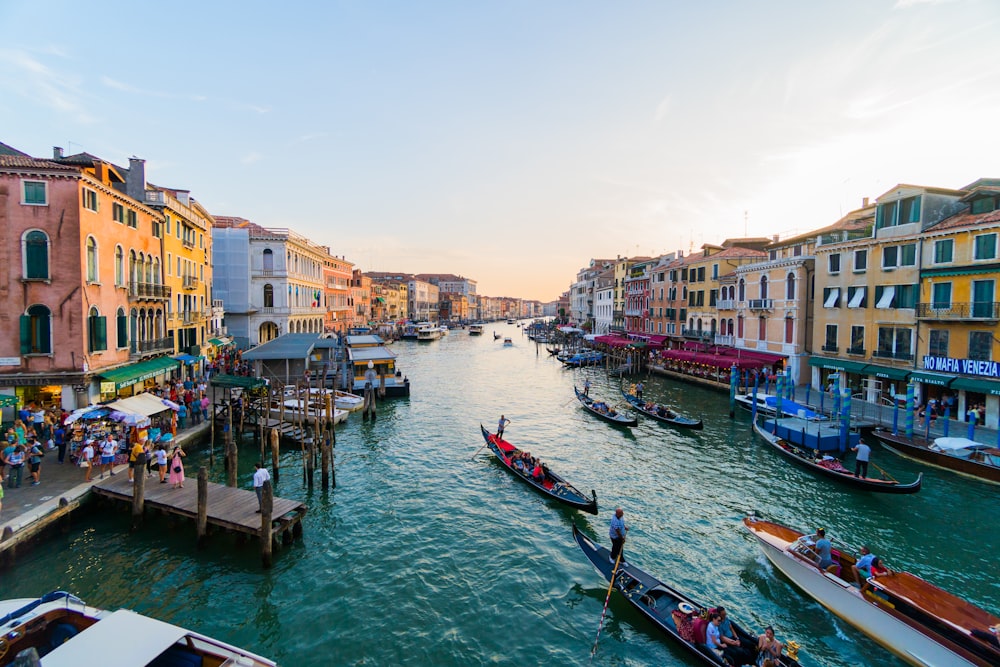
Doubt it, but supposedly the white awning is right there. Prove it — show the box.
[824,288,840,308]
[932,437,983,451]
[848,287,866,308]
[106,393,173,417]
[876,286,896,309]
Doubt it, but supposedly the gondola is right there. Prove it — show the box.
[752,416,922,494]
[573,524,803,667]
[620,387,703,430]
[574,386,638,427]
[869,428,1000,485]
[478,425,598,514]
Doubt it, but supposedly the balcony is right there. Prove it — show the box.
[130,336,174,357]
[873,349,914,361]
[846,346,866,356]
[128,281,172,300]
[748,299,774,311]
[817,226,873,246]
[681,328,713,340]
[169,310,209,325]
[624,308,645,317]
[716,299,736,310]
[612,310,624,319]
[915,301,1000,320]
[182,275,200,290]
[714,334,734,346]
[181,237,196,249]
[821,344,839,353]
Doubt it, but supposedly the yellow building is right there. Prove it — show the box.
[683,240,768,341]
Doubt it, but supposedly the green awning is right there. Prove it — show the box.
[208,338,224,346]
[807,356,869,374]
[909,370,954,387]
[210,374,268,390]
[950,376,1000,396]
[863,363,910,381]
[99,356,179,390]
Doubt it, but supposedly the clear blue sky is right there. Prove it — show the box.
[2,1,998,300]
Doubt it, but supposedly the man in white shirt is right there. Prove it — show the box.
[100,434,118,478]
[253,462,271,513]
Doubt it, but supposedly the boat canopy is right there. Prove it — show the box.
[932,437,984,451]
[44,609,190,667]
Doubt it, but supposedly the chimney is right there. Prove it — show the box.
[862,197,870,207]
[52,146,63,159]
[126,157,146,202]
[772,234,779,243]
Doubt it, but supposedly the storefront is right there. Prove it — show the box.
[862,362,911,404]
[98,356,180,401]
[807,357,869,394]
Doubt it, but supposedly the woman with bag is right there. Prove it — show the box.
[168,446,186,489]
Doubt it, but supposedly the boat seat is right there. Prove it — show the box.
[149,646,204,667]
[691,617,708,645]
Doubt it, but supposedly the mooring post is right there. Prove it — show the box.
[209,384,216,468]
[270,427,280,483]
[196,467,209,548]
[260,480,274,568]
[131,452,146,531]
[321,433,331,490]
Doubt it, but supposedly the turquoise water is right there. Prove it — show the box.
[6,324,998,666]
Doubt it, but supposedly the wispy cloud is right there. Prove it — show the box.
[0,48,98,123]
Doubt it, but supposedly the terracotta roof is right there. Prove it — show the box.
[770,206,875,247]
[0,154,76,171]
[926,208,1000,232]
[705,246,768,259]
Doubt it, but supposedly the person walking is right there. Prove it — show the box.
[128,438,145,482]
[497,415,510,440]
[168,446,186,489]
[100,433,117,478]
[253,462,271,513]
[81,439,95,482]
[27,438,44,486]
[851,440,871,478]
[7,444,25,488]
[609,507,628,566]
[154,444,168,483]
[54,423,66,463]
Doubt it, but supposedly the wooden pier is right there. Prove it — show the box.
[91,471,306,566]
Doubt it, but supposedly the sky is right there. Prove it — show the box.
[2,1,998,301]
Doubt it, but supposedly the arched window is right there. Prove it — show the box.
[263,283,274,308]
[760,276,769,300]
[130,308,138,351]
[88,306,107,352]
[23,230,50,280]
[129,250,138,285]
[738,279,745,302]
[262,248,274,271]
[153,257,161,285]
[86,237,98,282]
[117,307,128,349]
[20,305,52,354]
[786,273,796,300]
[710,319,717,333]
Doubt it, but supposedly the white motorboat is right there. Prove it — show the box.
[743,515,1000,667]
[334,390,364,412]
[468,324,484,336]
[438,326,449,336]
[0,590,276,667]
[271,398,348,425]
[416,324,442,341]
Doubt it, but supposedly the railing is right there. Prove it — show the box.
[624,308,645,317]
[128,282,172,300]
[846,346,866,355]
[915,301,1000,320]
[181,237,195,249]
[748,299,773,310]
[818,226,873,246]
[182,275,199,289]
[681,328,713,340]
[873,349,914,361]
[130,336,173,355]
[716,299,736,310]
[714,334,734,346]
[612,310,624,319]
[821,344,839,353]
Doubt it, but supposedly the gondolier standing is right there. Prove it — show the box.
[851,440,871,478]
[609,507,628,565]
[497,415,510,440]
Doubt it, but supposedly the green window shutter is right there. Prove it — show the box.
[910,196,921,222]
[117,314,128,348]
[19,315,31,354]
[96,316,107,351]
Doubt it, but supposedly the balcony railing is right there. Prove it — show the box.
[128,282,172,300]
[130,336,174,356]
[748,299,774,310]
[181,237,196,249]
[821,344,839,353]
[873,349,914,361]
[915,301,1000,320]
[714,334,734,346]
[846,346,866,356]
[624,308,645,317]
[681,328,713,340]
[817,226,873,246]
[716,299,736,310]
[182,275,199,289]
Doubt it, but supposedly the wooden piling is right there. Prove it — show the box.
[197,467,209,548]
[270,427,280,483]
[209,384,215,468]
[226,389,236,487]
[321,433,331,490]
[131,452,146,531]
[260,480,274,568]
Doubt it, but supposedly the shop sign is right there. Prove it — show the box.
[0,357,21,366]
[100,382,117,394]
[923,355,1000,379]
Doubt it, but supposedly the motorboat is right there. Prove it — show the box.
[869,430,1000,485]
[334,390,364,412]
[0,590,276,667]
[416,324,442,341]
[271,398,348,425]
[503,337,513,347]
[744,515,1000,667]
[735,392,826,420]
[469,324,484,336]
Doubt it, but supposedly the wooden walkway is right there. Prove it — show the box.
[91,474,306,537]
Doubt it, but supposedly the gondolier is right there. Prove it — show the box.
[497,415,510,440]
[851,441,871,478]
[609,507,628,565]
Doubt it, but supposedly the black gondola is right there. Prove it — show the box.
[620,387,703,430]
[573,386,638,427]
[752,416,922,494]
[478,425,597,514]
[573,524,802,667]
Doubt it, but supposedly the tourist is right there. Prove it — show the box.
[861,557,893,595]
[154,444,168,483]
[703,611,726,659]
[852,545,876,584]
[851,440,871,478]
[531,461,545,482]
[813,528,833,570]
[13,419,26,445]
[200,394,210,423]
[81,439,95,482]
[54,423,66,463]
[169,446,186,489]
[7,444,25,488]
[100,433,117,478]
[497,414,510,440]
[756,626,784,664]
[178,402,188,430]
[27,438,45,486]
[128,438,145,482]
[253,462,271,513]
[609,507,628,565]
[716,606,754,665]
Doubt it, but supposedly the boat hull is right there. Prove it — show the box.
[574,387,637,427]
[744,518,986,667]
[620,389,703,429]
[870,429,1000,485]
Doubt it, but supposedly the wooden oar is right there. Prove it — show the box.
[590,549,624,661]
[470,426,494,460]
[870,461,898,483]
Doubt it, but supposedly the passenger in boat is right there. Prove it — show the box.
[756,626,784,665]
[851,545,875,584]
[851,440,871,478]
[513,456,526,473]
[703,611,727,660]
[532,462,545,482]
[813,528,834,570]
[716,606,754,666]
[860,557,893,595]
[671,602,696,642]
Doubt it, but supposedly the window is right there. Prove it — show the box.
[786,273,795,300]
[972,197,997,215]
[263,248,274,271]
[850,326,865,354]
[126,210,138,228]
[165,216,171,235]
[876,195,921,229]
[758,317,767,341]
[877,326,912,359]
[882,243,916,269]
[760,276,768,300]
[823,287,840,308]
[828,253,840,273]
[931,283,952,310]
[847,286,866,308]
[896,284,917,309]
[854,249,867,272]
[974,233,997,261]
[113,202,125,223]
[768,250,777,261]
[875,285,895,309]
[784,317,793,344]
[928,329,948,357]
[82,188,98,211]
[711,264,718,280]
[115,246,125,287]
[933,239,953,264]
[152,219,162,238]
[738,279,745,302]
[22,230,49,280]
[969,331,993,361]
[116,308,128,349]
[697,267,705,282]
[86,237,98,282]
[20,305,52,354]
[263,283,274,308]
[824,324,838,351]
[709,289,717,307]
[972,280,995,318]
[737,315,744,338]
[22,180,47,205]
[793,245,802,257]
[87,307,107,352]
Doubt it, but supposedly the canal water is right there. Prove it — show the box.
[6,324,997,666]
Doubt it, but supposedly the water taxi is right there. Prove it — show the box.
[469,323,484,336]
[416,324,443,341]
